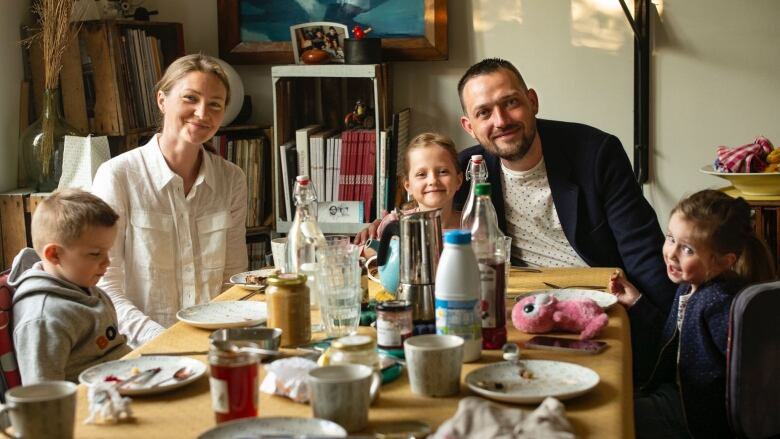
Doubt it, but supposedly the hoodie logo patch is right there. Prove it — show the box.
[106,326,117,341]
[96,336,109,350]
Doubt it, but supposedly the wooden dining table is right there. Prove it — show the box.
[73,267,634,438]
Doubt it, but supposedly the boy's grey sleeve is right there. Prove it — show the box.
[13,319,70,384]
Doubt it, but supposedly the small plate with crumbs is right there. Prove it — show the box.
[465,360,600,404]
[230,268,279,290]
[176,301,267,329]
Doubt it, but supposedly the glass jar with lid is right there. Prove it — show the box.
[208,342,259,423]
[326,335,380,371]
[266,273,311,347]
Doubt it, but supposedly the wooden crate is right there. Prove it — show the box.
[0,191,49,271]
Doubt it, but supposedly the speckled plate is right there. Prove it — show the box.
[465,360,600,404]
[512,289,617,309]
[197,417,347,438]
[230,268,279,291]
[176,301,267,329]
[79,356,206,396]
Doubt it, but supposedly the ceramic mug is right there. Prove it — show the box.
[308,364,380,432]
[0,381,77,439]
[404,334,464,397]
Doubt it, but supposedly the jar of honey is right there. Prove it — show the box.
[327,335,380,371]
[208,342,258,423]
[266,273,311,347]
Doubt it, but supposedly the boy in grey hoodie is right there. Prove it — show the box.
[8,189,131,384]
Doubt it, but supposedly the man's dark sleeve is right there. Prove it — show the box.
[594,136,676,316]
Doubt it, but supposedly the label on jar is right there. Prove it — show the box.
[434,298,481,340]
[377,319,402,348]
[209,377,228,414]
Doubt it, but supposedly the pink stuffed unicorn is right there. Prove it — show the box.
[511,293,608,340]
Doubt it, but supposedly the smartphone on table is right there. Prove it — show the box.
[524,335,607,354]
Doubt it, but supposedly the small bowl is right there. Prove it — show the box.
[210,327,283,353]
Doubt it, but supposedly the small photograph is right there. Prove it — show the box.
[290,21,348,64]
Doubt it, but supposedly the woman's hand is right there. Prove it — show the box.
[354,218,381,244]
[609,271,642,308]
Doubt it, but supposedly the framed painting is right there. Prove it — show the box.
[217,0,448,64]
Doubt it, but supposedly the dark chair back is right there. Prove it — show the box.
[0,269,22,402]
[727,280,780,438]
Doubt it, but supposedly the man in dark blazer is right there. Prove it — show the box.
[455,58,675,379]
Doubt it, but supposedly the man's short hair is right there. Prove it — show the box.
[457,58,528,113]
[31,189,119,252]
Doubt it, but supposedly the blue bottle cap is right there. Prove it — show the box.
[444,230,471,245]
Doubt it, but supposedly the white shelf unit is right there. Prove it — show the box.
[271,64,390,234]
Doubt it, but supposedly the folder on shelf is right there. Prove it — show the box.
[295,124,322,178]
[279,140,297,221]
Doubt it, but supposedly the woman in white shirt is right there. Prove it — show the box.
[93,54,248,347]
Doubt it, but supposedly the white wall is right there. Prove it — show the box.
[3,0,779,226]
[0,1,30,191]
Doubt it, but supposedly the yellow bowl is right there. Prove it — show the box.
[700,165,780,196]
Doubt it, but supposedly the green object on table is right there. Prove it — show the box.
[360,299,378,326]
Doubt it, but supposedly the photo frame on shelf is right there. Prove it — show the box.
[217,0,448,64]
[290,22,348,65]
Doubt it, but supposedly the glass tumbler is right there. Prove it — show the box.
[316,243,362,337]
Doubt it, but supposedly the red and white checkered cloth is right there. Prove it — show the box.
[714,136,774,173]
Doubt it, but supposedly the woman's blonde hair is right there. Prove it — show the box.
[155,54,230,153]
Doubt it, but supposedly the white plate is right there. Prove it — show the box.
[229,268,278,290]
[176,301,267,329]
[198,417,347,439]
[79,356,206,396]
[512,289,618,309]
[465,360,600,404]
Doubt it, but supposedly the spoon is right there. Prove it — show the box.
[153,366,194,387]
[211,340,281,357]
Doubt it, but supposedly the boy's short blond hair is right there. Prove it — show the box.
[31,189,119,253]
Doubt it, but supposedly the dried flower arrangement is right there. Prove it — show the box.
[23,0,80,176]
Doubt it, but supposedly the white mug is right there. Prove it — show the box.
[308,364,380,432]
[404,335,464,397]
[0,381,77,439]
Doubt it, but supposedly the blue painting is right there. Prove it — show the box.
[239,0,425,42]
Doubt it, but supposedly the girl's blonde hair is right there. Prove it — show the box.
[398,132,462,209]
[672,189,776,284]
[155,54,230,152]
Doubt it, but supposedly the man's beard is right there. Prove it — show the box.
[486,122,537,162]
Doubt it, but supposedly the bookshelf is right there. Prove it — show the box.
[271,64,392,234]
[24,20,185,154]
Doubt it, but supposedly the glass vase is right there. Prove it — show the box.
[19,88,79,192]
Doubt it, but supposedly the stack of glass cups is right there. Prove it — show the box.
[316,243,362,337]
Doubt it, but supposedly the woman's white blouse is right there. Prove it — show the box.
[93,135,248,348]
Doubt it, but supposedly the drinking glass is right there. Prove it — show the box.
[325,235,351,247]
[317,244,362,337]
[501,236,513,285]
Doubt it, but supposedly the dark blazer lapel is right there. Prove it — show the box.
[539,120,580,247]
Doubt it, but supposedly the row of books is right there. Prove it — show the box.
[211,133,272,228]
[118,27,165,130]
[279,127,380,224]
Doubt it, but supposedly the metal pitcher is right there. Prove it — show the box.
[377,209,443,330]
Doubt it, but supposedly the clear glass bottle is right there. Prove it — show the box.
[286,175,326,274]
[460,154,488,229]
[470,183,507,350]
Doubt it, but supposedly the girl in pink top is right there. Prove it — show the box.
[355,132,464,244]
